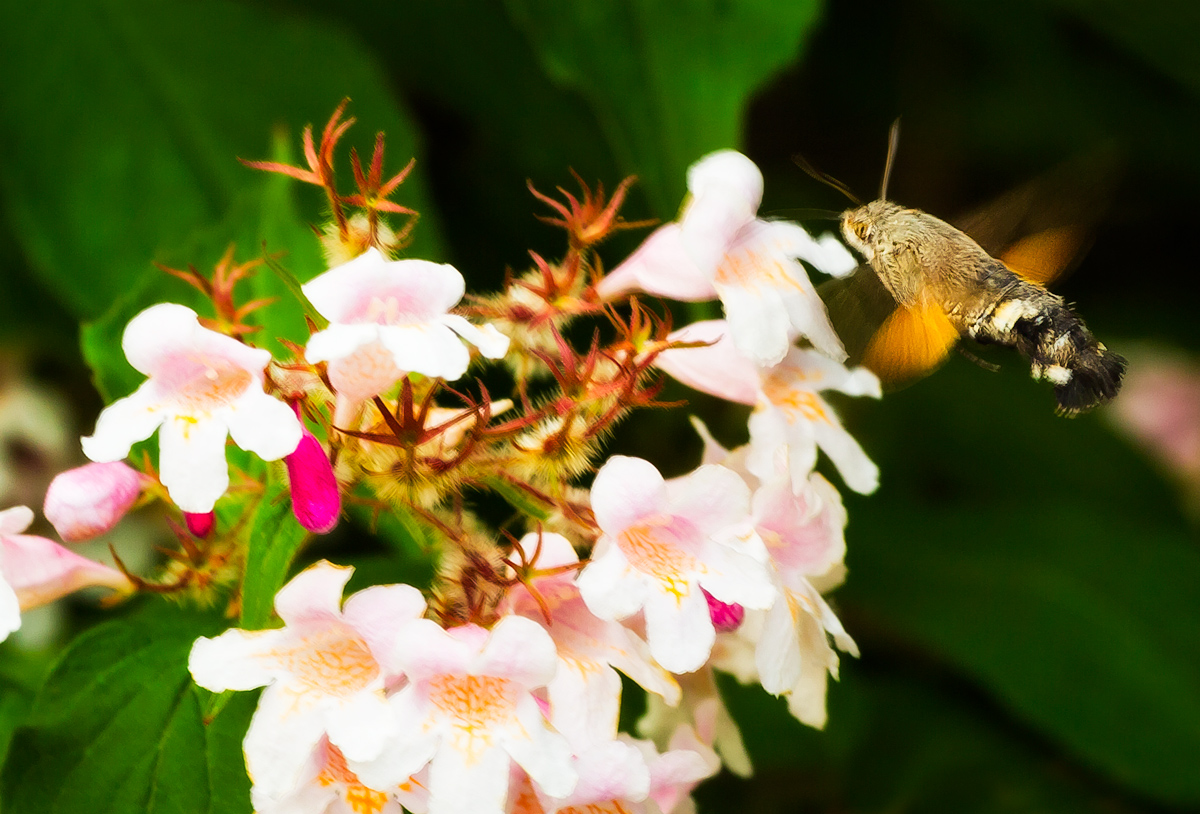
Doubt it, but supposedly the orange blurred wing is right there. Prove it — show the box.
[998,225,1087,286]
[861,299,960,386]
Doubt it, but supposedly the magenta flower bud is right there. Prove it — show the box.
[185,511,215,538]
[703,588,745,633]
[285,415,340,534]
[43,462,143,542]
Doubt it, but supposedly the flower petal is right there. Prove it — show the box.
[427,740,510,814]
[681,151,762,273]
[643,586,715,674]
[274,560,354,626]
[0,506,34,536]
[440,314,510,359]
[342,583,428,674]
[226,390,303,461]
[655,321,759,406]
[0,532,131,609]
[326,690,397,763]
[504,696,577,799]
[304,323,383,365]
[157,416,230,513]
[0,578,20,642]
[596,224,719,302]
[575,539,645,622]
[475,615,558,686]
[243,687,331,800]
[80,382,164,463]
[590,456,669,536]
[379,324,471,381]
[188,627,286,691]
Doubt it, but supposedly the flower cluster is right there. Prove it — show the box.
[17,105,880,812]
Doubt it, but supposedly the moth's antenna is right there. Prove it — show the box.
[792,152,862,206]
[880,118,901,201]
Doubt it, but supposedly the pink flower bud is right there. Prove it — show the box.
[185,511,215,538]
[43,462,143,542]
[285,415,340,534]
[702,588,745,633]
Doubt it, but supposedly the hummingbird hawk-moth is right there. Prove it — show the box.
[805,123,1126,415]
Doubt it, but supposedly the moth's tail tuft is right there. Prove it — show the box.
[1052,343,1127,416]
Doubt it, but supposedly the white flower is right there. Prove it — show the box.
[656,320,881,494]
[598,151,856,366]
[81,303,303,513]
[500,532,679,745]
[350,616,577,814]
[303,248,509,423]
[189,561,426,801]
[576,456,776,674]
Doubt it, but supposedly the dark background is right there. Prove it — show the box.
[1,0,1198,811]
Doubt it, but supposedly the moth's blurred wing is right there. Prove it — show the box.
[861,299,960,386]
[819,266,898,366]
[998,225,1088,285]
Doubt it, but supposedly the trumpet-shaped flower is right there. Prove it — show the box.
[656,320,881,494]
[254,737,403,814]
[43,461,144,542]
[189,561,426,800]
[598,151,856,366]
[0,506,132,641]
[81,303,303,513]
[349,615,577,814]
[576,456,776,674]
[303,248,510,423]
[500,532,679,745]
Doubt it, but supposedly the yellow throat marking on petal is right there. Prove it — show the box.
[618,515,704,599]
[714,245,803,293]
[266,626,380,699]
[761,371,830,424]
[317,743,391,814]
[428,674,520,762]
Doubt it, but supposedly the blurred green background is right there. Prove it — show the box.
[1,0,1199,811]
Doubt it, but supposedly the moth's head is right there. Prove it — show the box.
[841,200,904,260]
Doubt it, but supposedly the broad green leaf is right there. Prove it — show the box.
[503,0,823,216]
[1,603,255,814]
[241,472,310,629]
[711,666,1139,813]
[0,0,442,393]
[836,360,1200,804]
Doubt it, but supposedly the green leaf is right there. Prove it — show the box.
[712,665,1140,813]
[0,0,443,395]
[1,603,256,814]
[241,473,310,630]
[503,0,823,216]
[837,361,1200,804]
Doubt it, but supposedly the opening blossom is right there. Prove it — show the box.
[303,247,510,424]
[656,319,882,495]
[350,615,577,814]
[81,303,304,513]
[500,532,680,745]
[189,561,427,802]
[576,455,777,674]
[597,150,857,366]
[0,505,132,641]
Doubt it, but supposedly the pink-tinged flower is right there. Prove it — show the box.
[286,407,341,534]
[657,320,881,495]
[500,532,679,745]
[81,303,303,513]
[639,725,721,814]
[303,248,510,424]
[254,737,403,814]
[349,616,577,814]
[576,456,776,674]
[43,461,143,542]
[749,471,857,728]
[1108,351,1200,481]
[0,506,133,641]
[598,151,856,366]
[189,561,426,800]
[638,669,752,779]
[508,738,651,814]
